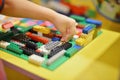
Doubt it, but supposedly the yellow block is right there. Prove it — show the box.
[19,23,28,27]
[75,38,86,46]
[33,25,50,34]
[12,21,20,25]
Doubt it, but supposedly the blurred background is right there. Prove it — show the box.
[30,0,120,32]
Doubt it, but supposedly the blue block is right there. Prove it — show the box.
[52,37,60,41]
[82,25,94,34]
[37,20,43,25]
[86,18,102,26]
[73,45,82,49]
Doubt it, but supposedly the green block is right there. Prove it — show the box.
[42,56,69,70]
[15,25,33,33]
[69,40,76,46]
[78,22,88,26]
[65,47,79,57]
[56,31,61,34]
[0,48,28,60]
[36,42,43,48]
[7,43,23,55]
[20,54,29,60]
[70,15,86,22]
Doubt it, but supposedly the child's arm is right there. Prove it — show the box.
[1,0,77,41]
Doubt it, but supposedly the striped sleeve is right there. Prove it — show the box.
[0,0,4,12]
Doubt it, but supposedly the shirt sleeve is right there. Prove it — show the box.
[0,0,4,12]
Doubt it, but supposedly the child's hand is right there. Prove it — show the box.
[52,14,77,42]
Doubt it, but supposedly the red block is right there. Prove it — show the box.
[76,24,85,29]
[26,32,49,44]
[43,32,55,38]
[2,21,14,29]
[55,34,62,38]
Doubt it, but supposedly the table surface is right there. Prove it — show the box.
[0,29,120,80]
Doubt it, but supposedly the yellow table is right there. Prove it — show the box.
[0,29,120,80]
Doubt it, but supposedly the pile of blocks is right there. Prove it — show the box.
[0,15,102,70]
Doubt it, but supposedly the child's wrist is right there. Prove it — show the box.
[47,12,59,23]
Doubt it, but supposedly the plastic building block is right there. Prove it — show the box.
[43,32,55,38]
[26,21,36,26]
[77,22,88,29]
[65,45,82,57]
[11,27,20,34]
[20,18,31,23]
[21,47,43,56]
[37,20,43,25]
[52,37,60,41]
[44,21,54,27]
[14,25,33,33]
[75,38,86,46]
[6,43,23,55]
[36,42,43,48]
[33,25,50,34]
[47,42,72,58]
[2,21,14,29]
[73,35,79,40]
[76,31,82,37]
[48,46,63,58]
[86,18,102,27]
[0,41,10,49]
[47,50,66,65]
[73,45,82,49]
[70,15,86,22]
[38,45,50,55]
[82,24,95,34]
[12,33,31,43]
[29,54,45,66]
[11,40,25,47]
[0,31,14,40]
[42,56,69,70]
[60,42,72,50]
[25,41,37,50]
[54,34,62,38]
[19,23,28,27]
[29,29,38,34]
[12,20,20,25]
[80,33,88,39]
[44,41,61,50]
[26,32,49,44]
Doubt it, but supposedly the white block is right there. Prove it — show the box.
[0,41,10,49]
[29,54,45,66]
[73,35,79,40]
[38,45,50,55]
[47,50,66,65]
